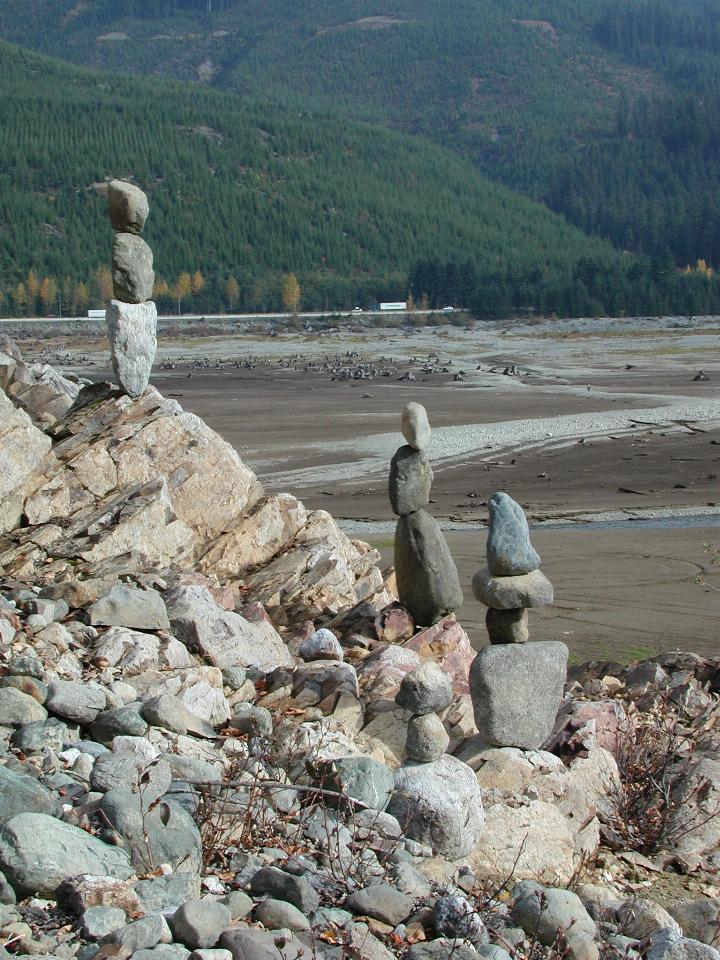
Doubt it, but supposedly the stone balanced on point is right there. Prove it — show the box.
[105,179,157,398]
[390,402,463,626]
[469,491,568,750]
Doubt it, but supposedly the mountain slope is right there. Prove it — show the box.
[0,38,622,313]
[4,0,720,270]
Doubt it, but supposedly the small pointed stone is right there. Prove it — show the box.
[401,402,431,450]
[487,491,540,576]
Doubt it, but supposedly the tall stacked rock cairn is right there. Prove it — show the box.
[106,180,156,398]
[390,401,463,625]
[469,491,568,749]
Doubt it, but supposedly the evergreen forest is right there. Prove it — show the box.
[3,0,720,317]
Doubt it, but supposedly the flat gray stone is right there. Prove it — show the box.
[395,510,463,626]
[511,882,596,945]
[646,933,720,960]
[395,661,453,715]
[387,754,484,859]
[486,608,529,644]
[11,718,72,753]
[0,813,132,897]
[0,766,61,825]
[249,866,319,915]
[112,233,154,303]
[107,180,149,234]
[346,883,413,925]
[142,694,214,738]
[102,914,171,952]
[90,706,148,744]
[80,905,127,940]
[472,567,553,610]
[401,402,431,451]
[0,688,47,727]
[170,899,232,949]
[470,641,568,749]
[486,492,541,576]
[254,898,309,932]
[45,679,106,724]
[99,787,201,874]
[135,875,201,916]
[316,756,394,811]
[406,712,449,762]
[389,445,432,516]
[106,299,157,398]
[89,585,169,630]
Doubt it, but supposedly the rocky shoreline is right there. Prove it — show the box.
[0,331,719,960]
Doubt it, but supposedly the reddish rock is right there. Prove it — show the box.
[402,615,474,695]
[547,699,627,758]
[375,603,414,644]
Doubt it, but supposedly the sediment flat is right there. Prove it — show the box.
[18,313,720,659]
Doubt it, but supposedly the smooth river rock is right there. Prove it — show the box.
[107,180,149,235]
[389,445,433,516]
[395,510,463,626]
[401,401,431,450]
[486,491,541,577]
[112,233,155,303]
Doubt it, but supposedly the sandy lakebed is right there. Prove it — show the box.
[14,312,720,661]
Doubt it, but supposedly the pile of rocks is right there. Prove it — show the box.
[0,343,719,960]
[469,492,568,750]
[390,402,462,626]
[106,180,157,398]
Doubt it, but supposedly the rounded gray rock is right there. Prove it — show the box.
[511,882,596,945]
[230,704,273,737]
[406,712,449,762]
[395,509,463,626]
[170,899,231,949]
[472,567,553,610]
[434,894,489,945]
[298,628,344,662]
[486,607,530,644]
[112,233,155,303]
[395,661,453,715]
[387,754,484,859]
[0,812,133,897]
[470,641,568,750]
[486,491,541,576]
[389,445,433,516]
[0,688,47,727]
[346,883,413,925]
[107,180,149,235]
[46,679,106,724]
[254,898,309,932]
[401,402,431,450]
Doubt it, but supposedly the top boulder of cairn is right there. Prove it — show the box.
[487,491,541,577]
[107,180,149,235]
[401,401,431,451]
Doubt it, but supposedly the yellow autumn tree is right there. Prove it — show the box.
[26,271,39,312]
[74,282,89,313]
[173,272,193,314]
[191,271,205,295]
[282,272,301,314]
[153,278,170,300]
[39,277,58,315]
[225,276,240,311]
[12,282,27,314]
[95,266,113,303]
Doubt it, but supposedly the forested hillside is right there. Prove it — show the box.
[0,39,626,316]
[3,0,720,274]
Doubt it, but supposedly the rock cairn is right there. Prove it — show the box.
[396,660,452,762]
[106,180,157,398]
[390,401,463,625]
[469,491,568,750]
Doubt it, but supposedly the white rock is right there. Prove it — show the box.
[106,299,157,398]
[401,402,431,450]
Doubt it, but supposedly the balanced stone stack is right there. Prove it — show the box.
[395,661,452,762]
[106,179,157,398]
[469,491,568,750]
[390,402,462,626]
